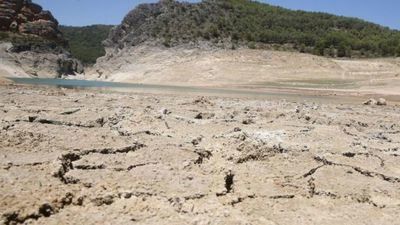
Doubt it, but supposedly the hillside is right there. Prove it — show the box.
[105,0,400,58]
[92,0,400,90]
[60,25,114,65]
[92,45,400,95]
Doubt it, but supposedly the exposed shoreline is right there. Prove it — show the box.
[1,83,399,224]
[0,77,11,85]
[5,76,400,105]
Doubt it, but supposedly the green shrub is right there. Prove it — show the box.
[248,42,256,49]
[60,25,113,65]
[113,0,400,58]
[0,32,9,40]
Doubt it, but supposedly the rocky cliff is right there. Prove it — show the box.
[0,0,83,78]
[0,0,63,41]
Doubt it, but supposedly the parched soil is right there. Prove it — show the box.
[0,84,399,225]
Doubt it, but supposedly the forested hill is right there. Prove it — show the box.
[105,0,400,58]
[60,25,113,65]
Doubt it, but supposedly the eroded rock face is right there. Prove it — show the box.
[0,41,84,78]
[0,0,62,40]
[0,0,84,77]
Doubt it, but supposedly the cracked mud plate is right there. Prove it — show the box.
[1,84,400,224]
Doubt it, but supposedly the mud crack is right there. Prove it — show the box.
[303,155,400,183]
[225,171,235,193]
[342,152,385,167]
[53,143,145,184]
[217,171,235,196]
[30,117,102,128]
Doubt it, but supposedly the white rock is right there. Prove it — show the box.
[377,98,387,106]
[363,98,377,105]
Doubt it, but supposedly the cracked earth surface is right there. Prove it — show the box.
[0,84,399,225]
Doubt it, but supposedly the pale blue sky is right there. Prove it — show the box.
[34,0,399,30]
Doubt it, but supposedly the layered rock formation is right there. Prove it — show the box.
[0,0,62,41]
[0,0,83,78]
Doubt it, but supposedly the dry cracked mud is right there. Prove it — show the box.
[0,84,399,225]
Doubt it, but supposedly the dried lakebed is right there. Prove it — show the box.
[0,84,399,225]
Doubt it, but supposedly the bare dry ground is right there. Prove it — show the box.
[0,77,10,85]
[91,47,400,96]
[1,83,399,224]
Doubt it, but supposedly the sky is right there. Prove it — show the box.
[34,0,399,30]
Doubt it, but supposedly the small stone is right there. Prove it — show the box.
[242,119,254,125]
[193,97,214,106]
[96,117,105,126]
[83,182,93,188]
[191,137,202,146]
[74,196,85,206]
[377,98,387,106]
[363,98,377,105]
[160,108,171,115]
[93,195,114,206]
[122,192,132,199]
[28,116,37,122]
[38,203,54,217]
[343,152,356,158]
[195,112,215,119]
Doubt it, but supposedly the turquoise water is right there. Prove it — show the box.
[7,77,361,103]
[8,78,187,90]
[7,77,292,96]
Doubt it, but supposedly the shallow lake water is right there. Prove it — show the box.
[8,77,365,104]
